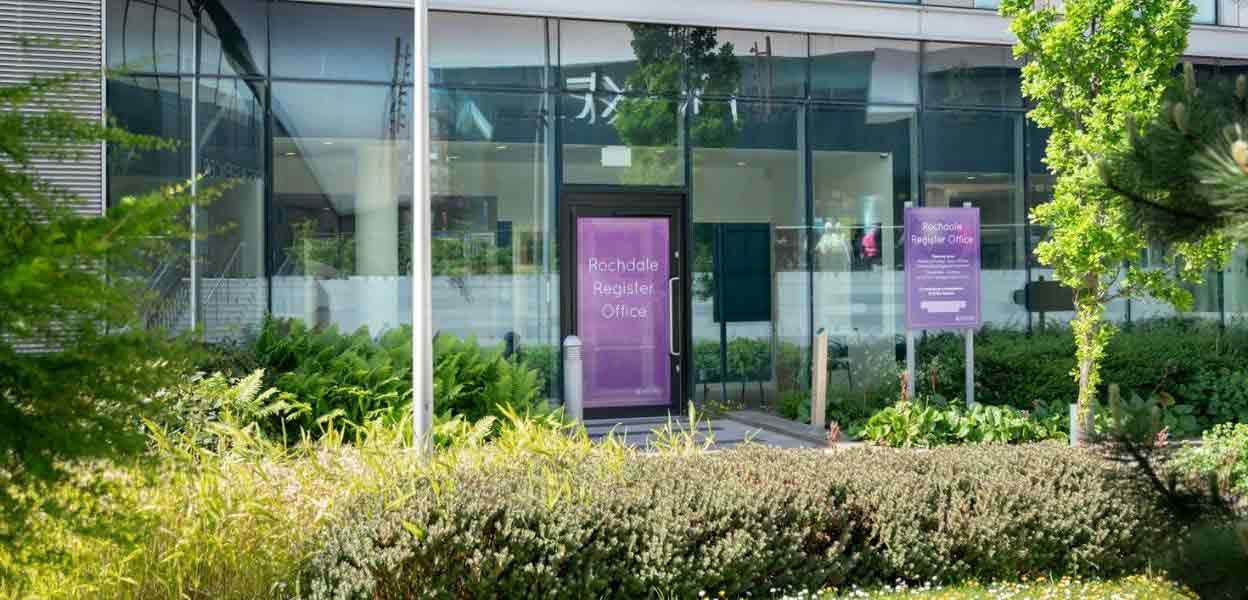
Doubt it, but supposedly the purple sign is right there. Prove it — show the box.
[904,207,981,329]
[577,217,670,409]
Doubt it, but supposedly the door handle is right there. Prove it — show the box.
[669,276,679,357]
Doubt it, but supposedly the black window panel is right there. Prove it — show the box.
[923,43,1022,108]
[811,36,919,104]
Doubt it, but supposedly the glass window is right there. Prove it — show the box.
[692,29,807,98]
[923,110,1027,327]
[199,0,267,77]
[431,12,547,89]
[560,20,688,95]
[811,106,916,390]
[811,36,919,104]
[197,76,266,340]
[975,0,1001,9]
[106,75,193,332]
[1193,0,1216,25]
[106,0,194,73]
[690,101,807,408]
[269,82,413,334]
[560,93,684,186]
[430,90,558,394]
[272,2,414,82]
[923,43,1022,108]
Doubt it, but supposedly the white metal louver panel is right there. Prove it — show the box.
[0,0,104,217]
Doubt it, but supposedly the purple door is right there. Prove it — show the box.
[575,216,675,411]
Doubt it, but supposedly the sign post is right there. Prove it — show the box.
[904,207,981,406]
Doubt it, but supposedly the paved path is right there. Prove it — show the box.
[584,411,823,450]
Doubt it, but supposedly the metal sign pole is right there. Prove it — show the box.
[964,328,974,407]
[411,0,433,455]
[905,329,916,399]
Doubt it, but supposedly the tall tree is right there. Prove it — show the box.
[999,0,1232,416]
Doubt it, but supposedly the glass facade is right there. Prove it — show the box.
[104,3,1242,407]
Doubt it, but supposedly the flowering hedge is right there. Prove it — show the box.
[303,445,1168,599]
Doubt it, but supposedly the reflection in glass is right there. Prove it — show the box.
[695,29,807,98]
[106,75,192,331]
[269,82,413,335]
[197,77,265,340]
[561,94,684,186]
[811,36,919,104]
[560,21,742,96]
[429,90,558,391]
[199,0,267,77]
[923,110,1027,327]
[811,106,915,390]
[431,12,547,89]
[691,101,806,407]
[923,43,1022,108]
[106,0,194,73]
[272,2,414,82]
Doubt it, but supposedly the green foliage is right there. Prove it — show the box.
[303,445,1170,598]
[1172,423,1248,502]
[915,319,1248,436]
[0,65,214,550]
[860,400,1066,448]
[251,318,547,440]
[1104,64,1248,245]
[253,318,414,435]
[432,334,545,423]
[1000,0,1231,412]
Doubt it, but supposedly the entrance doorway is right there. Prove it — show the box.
[560,191,687,419]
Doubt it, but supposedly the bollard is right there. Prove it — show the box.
[1069,401,1095,447]
[563,335,584,424]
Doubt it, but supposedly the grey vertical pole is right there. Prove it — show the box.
[905,329,916,399]
[189,7,201,333]
[962,201,974,408]
[964,328,974,407]
[411,0,434,454]
[903,201,915,399]
[563,336,584,423]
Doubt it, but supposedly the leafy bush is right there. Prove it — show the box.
[251,318,546,439]
[859,400,1065,447]
[253,318,414,434]
[432,334,544,422]
[1172,423,1248,503]
[303,445,1169,599]
[917,319,1248,433]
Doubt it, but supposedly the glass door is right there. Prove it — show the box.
[561,192,686,419]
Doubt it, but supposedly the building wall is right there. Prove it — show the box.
[2,0,104,217]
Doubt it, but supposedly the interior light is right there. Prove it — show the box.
[736,161,748,167]
[448,155,461,160]
[284,151,297,156]
[966,176,978,181]
[495,145,509,150]
[322,141,335,146]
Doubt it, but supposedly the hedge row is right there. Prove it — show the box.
[302,445,1169,599]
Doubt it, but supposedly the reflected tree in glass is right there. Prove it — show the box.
[613,26,742,184]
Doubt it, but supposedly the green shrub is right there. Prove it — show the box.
[1172,423,1248,503]
[251,318,546,439]
[917,319,1248,434]
[303,445,1169,599]
[859,400,1065,447]
[432,334,544,422]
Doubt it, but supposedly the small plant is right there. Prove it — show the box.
[860,398,1066,448]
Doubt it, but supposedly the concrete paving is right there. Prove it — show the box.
[584,412,821,450]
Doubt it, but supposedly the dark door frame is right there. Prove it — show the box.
[559,186,690,419]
